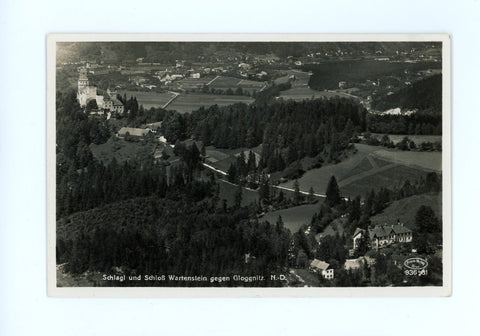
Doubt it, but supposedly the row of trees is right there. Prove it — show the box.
[366,111,442,135]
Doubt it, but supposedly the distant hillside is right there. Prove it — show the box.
[57,41,441,64]
[370,192,442,229]
[372,74,442,113]
[306,60,441,91]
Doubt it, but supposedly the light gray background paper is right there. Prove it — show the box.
[1,0,478,335]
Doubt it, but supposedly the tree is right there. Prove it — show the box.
[85,99,98,113]
[247,150,257,173]
[258,173,270,203]
[307,187,315,203]
[415,205,441,234]
[356,228,370,256]
[348,196,361,223]
[325,176,341,206]
[227,163,237,183]
[234,184,243,209]
[396,136,410,151]
[293,180,301,205]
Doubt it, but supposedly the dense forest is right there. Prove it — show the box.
[371,74,442,113]
[56,89,293,285]
[57,195,291,287]
[162,98,367,173]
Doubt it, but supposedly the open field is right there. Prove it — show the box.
[340,164,427,198]
[209,76,267,94]
[217,179,259,207]
[262,203,321,233]
[278,87,358,102]
[370,192,442,229]
[373,148,441,172]
[209,76,242,87]
[177,77,213,90]
[278,143,440,199]
[124,91,176,109]
[90,137,156,164]
[167,93,254,113]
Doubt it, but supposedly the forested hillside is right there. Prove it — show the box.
[57,196,291,286]
[371,74,442,113]
[162,98,368,172]
[305,61,441,91]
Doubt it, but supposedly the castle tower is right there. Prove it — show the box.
[78,68,89,91]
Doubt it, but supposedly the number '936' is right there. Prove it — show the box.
[404,269,428,276]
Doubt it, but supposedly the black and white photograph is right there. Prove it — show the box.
[47,34,450,296]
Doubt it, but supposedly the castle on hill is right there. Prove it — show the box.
[77,68,124,114]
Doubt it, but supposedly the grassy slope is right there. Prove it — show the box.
[261,203,321,233]
[167,93,254,114]
[90,137,157,164]
[217,179,259,207]
[370,192,442,229]
[124,91,175,109]
[279,143,440,199]
[279,144,378,195]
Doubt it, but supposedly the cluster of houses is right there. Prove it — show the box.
[310,221,413,280]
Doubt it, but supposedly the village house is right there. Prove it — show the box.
[352,222,413,251]
[344,256,375,271]
[154,142,175,160]
[309,259,334,280]
[117,127,150,139]
[103,94,124,114]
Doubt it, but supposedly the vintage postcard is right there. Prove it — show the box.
[47,34,451,297]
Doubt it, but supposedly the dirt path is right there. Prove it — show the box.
[202,162,327,197]
[162,91,180,109]
[206,75,221,86]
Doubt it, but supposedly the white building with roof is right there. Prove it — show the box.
[310,259,334,280]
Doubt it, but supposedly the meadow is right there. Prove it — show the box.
[370,192,442,229]
[167,93,254,114]
[90,137,157,164]
[124,90,176,109]
[209,76,267,94]
[217,179,259,207]
[278,143,440,199]
[261,203,321,233]
[177,77,212,90]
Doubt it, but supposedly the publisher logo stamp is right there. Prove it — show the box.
[404,258,428,270]
[404,258,429,276]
